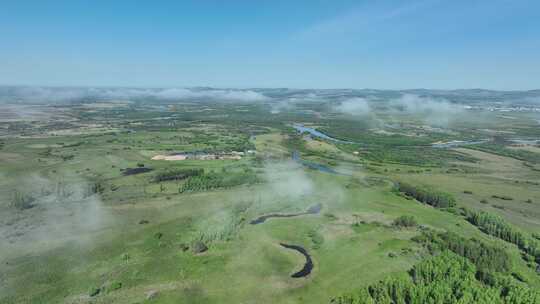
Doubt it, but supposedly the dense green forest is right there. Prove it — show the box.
[153,168,204,182]
[178,170,259,193]
[395,182,456,208]
[331,251,540,304]
[413,230,512,276]
[464,209,540,266]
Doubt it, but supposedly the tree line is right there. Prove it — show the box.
[179,170,259,193]
[396,182,456,208]
[332,226,540,304]
[153,168,204,182]
[464,209,540,267]
[413,230,512,281]
[331,251,539,304]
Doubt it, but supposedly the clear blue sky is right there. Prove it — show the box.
[1,0,539,90]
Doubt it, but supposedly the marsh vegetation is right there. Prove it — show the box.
[1,88,539,303]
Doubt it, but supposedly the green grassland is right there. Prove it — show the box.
[1,101,540,303]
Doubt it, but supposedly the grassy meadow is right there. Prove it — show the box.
[1,98,540,303]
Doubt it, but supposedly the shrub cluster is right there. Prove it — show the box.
[10,190,35,210]
[153,168,203,182]
[393,215,417,228]
[179,171,258,193]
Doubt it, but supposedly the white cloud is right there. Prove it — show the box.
[3,86,269,103]
[334,97,371,115]
[391,93,464,125]
[269,98,298,114]
[1,174,113,255]
[263,160,313,200]
[151,88,269,101]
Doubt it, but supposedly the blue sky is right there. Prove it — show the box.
[1,0,539,90]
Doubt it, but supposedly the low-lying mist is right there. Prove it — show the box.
[333,97,371,116]
[0,86,269,104]
[329,93,465,127]
[263,160,314,200]
[0,174,112,257]
[390,94,465,126]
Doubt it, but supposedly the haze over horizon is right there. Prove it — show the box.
[2,3,540,302]
[1,0,539,90]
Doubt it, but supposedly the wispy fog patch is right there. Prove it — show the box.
[97,87,269,102]
[391,94,464,126]
[520,96,540,104]
[9,86,90,102]
[1,174,112,256]
[0,86,269,103]
[334,97,371,116]
[254,159,346,213]
[270,98,298,114]
[263,160,313,200]
[150,88,268,101]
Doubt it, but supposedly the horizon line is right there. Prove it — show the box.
[0,84,539,93]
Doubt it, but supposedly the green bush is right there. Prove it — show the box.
[89,287,101,297]
[308,228,324,249]
[393,215,417,228]
[191,241,208,253]
[108,281,122,292]
[10,191,35,210]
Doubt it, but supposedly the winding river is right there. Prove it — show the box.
[292,151,343,175]
[280,243,313,278]
[293,124,354,144]
[250,204,322,225]
[509,138,540,145]
[432,138,539,148]
[431,139,490,148]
